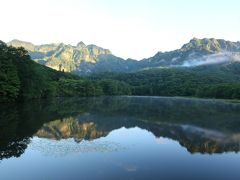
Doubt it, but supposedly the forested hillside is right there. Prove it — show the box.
[0,41,131,102]
[89,63,240,100]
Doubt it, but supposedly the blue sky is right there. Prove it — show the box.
[0,0,240,59]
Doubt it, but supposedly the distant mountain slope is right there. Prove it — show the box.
[142,38,240,68]
[8,38,240,75]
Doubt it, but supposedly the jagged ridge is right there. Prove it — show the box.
[8,40,112,72]
[8,38,240,75]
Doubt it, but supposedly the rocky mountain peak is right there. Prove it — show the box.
[8,39,114,73]
[77,41,86,48]
[181,38,240,53]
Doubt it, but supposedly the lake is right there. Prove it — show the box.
[1,96,240,180]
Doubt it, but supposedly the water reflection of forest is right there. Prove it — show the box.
[1,96,240,160]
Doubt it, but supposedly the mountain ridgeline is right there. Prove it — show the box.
[1,38,240,102]
[8,38,240,75]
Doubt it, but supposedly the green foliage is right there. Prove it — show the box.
[197,83,240,99]
[90,67,240,100]
[0,42,20,102]
[58,78,103,97]
[99,79,132,95]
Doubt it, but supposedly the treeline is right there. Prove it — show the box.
[57,78,131,97]
[197,83,240,99]
[0,42,131,102]
[89,68,240,100]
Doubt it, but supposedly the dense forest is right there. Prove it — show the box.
[89,66,240,100]
[1,41,240,102]
[0,42,131,102]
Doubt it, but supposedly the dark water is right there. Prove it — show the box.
[1,96,240,180]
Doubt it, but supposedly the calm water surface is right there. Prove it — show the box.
[1,96,240,180]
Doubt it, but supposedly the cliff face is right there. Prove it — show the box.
[8,40,112,72]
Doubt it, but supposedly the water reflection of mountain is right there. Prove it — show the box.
[1,96,240,160]
[36,117,108,142]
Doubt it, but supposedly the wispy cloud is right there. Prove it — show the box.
[181,52,240,67]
